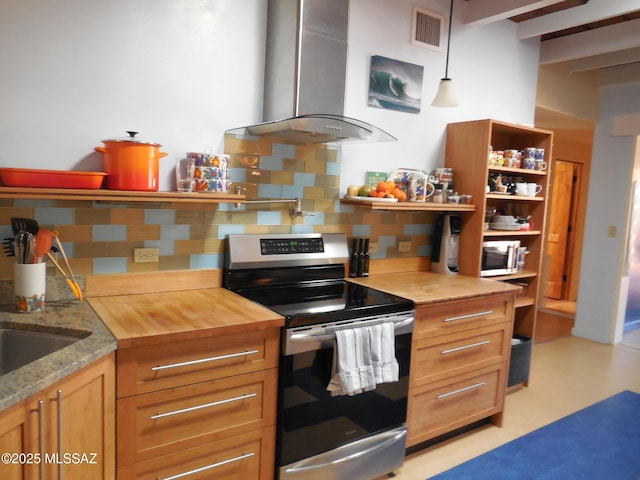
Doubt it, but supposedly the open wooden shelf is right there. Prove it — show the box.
[486,194,544,201]
[486,270,538,281]
[340,198,475,212]
[483,229,542,237]
[488,165,547,176]
[515,296,536,308]
[0,187,245,204]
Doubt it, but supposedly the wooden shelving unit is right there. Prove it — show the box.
[0,186,245,204]
[445,119,554,362]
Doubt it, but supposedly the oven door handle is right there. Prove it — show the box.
[289,316,414,342]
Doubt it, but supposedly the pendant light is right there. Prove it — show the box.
[431,0,459,107]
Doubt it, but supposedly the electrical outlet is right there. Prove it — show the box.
[608,226,617,238]
[398,241,411,253]
[134,247,160,263]
[368,242,379,254]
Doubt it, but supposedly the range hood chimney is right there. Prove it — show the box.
[227,0,396,145]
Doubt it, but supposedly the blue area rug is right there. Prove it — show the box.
[430,390,640,480]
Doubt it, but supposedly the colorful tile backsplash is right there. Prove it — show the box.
[0,135,436,279]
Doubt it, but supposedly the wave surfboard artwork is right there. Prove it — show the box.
[368,55,423,114]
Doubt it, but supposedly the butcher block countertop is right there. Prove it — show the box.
[349,271,521,304]
[88,288,285,349]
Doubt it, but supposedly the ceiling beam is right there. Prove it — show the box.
[540,18,640,64]
[517,0,640,39]
[570,47,640,73]
[463,0,565,26]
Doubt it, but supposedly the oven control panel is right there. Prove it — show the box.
[225,233,348,269]
[260,237,324,255]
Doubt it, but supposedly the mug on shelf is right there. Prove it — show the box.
[408,173,434,202]
[515,182,528,196]
[527,183,543,196]
[534,159,547,171]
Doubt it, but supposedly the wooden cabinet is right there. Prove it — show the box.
[115,328,279,480]
[445,119,553,371]
[0,353,116,480]
[407,293,514,447]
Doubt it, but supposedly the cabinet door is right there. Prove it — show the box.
[0,398,40,480]
[44,353,115,480]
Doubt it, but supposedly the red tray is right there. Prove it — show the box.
[0,168,107,189]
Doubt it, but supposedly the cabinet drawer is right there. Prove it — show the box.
[118,426,276,480]
[117,328,279,397]
[117,368,277,467]
[411,324,511,387]
[414,293,514,340]
[407,365,505,447]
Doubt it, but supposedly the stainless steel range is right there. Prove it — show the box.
[224,233,415,480]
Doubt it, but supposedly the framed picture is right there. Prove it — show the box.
[368,55,423,114]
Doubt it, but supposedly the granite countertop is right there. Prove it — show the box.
[348,271,521,304]
[0,277,117,412]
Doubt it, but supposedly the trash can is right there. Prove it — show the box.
[508,335,532,387]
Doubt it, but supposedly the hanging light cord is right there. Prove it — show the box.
[443,0,454,79]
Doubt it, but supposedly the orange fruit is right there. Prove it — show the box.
[376,181,390,193]
[395,189,407,202]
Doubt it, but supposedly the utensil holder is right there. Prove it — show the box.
[14,262,46,313]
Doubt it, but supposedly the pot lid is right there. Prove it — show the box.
[101,131,161,146]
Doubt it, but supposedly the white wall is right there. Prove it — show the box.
[0,0,541,192]
[0,0,266,190]
[341,0,541,190]
[574,81,640,344]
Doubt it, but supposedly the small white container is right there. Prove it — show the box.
[14,262,46,313]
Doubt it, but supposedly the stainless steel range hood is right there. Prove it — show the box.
[226,0,396,145]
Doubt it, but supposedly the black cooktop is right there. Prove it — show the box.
[233,280,414,328]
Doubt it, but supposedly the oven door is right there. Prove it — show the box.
[277,313,413,479]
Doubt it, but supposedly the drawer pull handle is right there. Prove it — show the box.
[151,349,260,372]
[441,340,491,355]
[150,393,257,420]
[436,381,486,399]
[157,451,255,480]
[443,310,493,323]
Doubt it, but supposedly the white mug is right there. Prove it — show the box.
[527,183,542,196]
[515,182,528,196]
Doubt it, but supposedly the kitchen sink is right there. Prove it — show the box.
[0,328,86,376]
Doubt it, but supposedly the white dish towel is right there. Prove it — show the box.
[369,322,399,384]
[327,323,399,396]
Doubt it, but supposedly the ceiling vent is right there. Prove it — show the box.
[411,5,443,52]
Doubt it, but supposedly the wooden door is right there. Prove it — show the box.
[545,160,581,299]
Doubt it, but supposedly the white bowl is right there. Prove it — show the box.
[491,215,517,223]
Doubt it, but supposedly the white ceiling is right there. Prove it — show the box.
[463,0,640,84]
[461,0,640,130]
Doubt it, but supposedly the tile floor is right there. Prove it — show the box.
[382,334,640,479]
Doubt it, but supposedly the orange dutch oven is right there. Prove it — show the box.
[94,131,168,191]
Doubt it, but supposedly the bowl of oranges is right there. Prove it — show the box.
[345,179,407,202]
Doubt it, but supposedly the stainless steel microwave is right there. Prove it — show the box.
[481,240,521,277]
